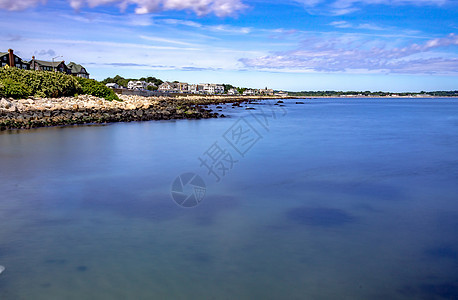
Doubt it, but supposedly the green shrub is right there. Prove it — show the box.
[0,67,80,98]
[75,77,119,101]
[0,67,119,101]
[0,77,31,98]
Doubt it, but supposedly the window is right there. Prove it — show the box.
[1,62,6,67]
[15,57,18,62]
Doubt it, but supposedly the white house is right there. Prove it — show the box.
[243,89,258,96]
[200,83,225,95]
[106,83,120,89]
[228,88,239,95]
[128,81,148,90]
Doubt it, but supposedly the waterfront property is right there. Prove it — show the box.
[67,62,90,79]
[30,56,71,73]
[0,49,30,69]
[2,48,89,78]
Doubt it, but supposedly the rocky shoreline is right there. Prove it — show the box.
[0,94,284,131]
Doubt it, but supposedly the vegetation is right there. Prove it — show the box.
[101,75,163,89]
[0,67,119,100]
[75,77,119,101]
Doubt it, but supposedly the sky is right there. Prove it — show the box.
[0,0,457,92]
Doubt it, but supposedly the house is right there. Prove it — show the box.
[0,49,30,69]
[200,83,224,95]
[30,56,70,74]
[158,81,181,93]
[259,88,274,96]
[128,80,148,90]
[178,82,188,93]
[274,91,289,97]
[67,62,90,79]
[243,89,258,96]
[106,83,120,89]
[158,81,173,92]
[188,84,198,94]
[228,88,239,95]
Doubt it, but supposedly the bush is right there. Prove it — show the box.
[0,67,119,101]
[75,77,119,101]
[0,67,80,98]
[0,77,31,99]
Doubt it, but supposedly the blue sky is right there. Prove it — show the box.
[0,0,457,91]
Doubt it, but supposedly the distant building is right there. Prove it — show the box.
[1,49,30,69]
[274,91,289,97]
[106,83,120,89]
[188,84,199,94]
[259,87,274,96]
[67,62,90,79]
[243,89,258,96]
[30,56,71,74]
[158,81,174,92]
[128,80,148,90]
[200,83,224,95]
[228,88,239,95]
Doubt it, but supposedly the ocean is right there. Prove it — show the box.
[1,98,457,299]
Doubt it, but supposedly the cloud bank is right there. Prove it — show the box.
[0,0,45,11]
[296,0,449,15]
[0,0,247,16]
[240,33,458,74]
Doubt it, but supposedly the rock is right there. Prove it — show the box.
[296,102,305,104]
[0,265,4,275]
[7,105,17,112]
[0,99,12,109]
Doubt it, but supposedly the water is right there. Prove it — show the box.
[0,98,457,299]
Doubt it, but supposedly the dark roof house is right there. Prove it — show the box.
[67,62,89,79]
[1,49,30,70]
[30,56,71,74]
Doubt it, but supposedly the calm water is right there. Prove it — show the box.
[1,98,457,299]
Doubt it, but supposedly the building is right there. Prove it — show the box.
[30,56,71,74]
[67,62,90,79]
[200,83,225,95]
[259,88,274,95]
[228,88,239,95]
[106,83,120,89]
[158,81,182,93]
[178,82,188,93]
[243,89,258,96]
[128,80,148,90]
[0,49,30,69]
[158,81,173,92]
[274,91,289,97]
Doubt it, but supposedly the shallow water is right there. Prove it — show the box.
[1,98,457,299]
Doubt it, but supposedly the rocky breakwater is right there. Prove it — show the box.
[0,95,219,130]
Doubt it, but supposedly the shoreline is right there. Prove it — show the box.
[1,94,456,131]
[0,95,285,131]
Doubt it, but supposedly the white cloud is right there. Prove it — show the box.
[68,0,246,16]
[295,0,449,15]
[0,0,247,16]
[240,33,458,74]
[0,0,45,11]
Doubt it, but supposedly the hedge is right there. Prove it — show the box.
[0,67,119,101]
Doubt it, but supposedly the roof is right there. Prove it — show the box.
[1,52,29,64]
[32,60,63,68]
[67,62,89,74]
